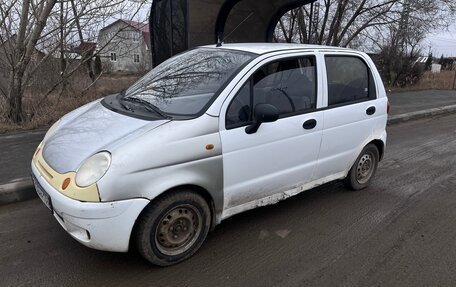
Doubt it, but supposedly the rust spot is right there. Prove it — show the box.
[205,144,215,151]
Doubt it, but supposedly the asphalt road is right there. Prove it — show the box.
[388,89,456,115]
[0,130,45,183]
[1,112,456,286]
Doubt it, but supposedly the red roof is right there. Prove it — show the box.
[101,19,150,49]
[122,20,149,33]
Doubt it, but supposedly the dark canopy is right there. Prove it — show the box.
[150,0,316,66]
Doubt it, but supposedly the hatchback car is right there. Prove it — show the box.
[32,43,388,266]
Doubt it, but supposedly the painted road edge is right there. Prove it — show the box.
[1,104,456,206]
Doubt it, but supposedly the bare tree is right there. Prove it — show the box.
[0,0,149,123]
[0,0,57,122]
[274,0,456,49]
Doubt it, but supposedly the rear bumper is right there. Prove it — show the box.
[31,162,149,252]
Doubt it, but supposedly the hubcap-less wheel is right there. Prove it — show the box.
[356,152,374,184]
[155,204,202,256]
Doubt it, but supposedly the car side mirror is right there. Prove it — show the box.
[245,104,279,134]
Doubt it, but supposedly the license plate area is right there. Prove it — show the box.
[32,174,53,212]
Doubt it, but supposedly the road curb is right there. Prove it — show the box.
[387,104,456,125]
[1,104,456,207]
[0,178,36,206]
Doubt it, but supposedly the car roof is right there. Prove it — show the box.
[201,43,355,55]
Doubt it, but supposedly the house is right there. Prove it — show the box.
[97,20,152,73]
[431,63,442,74]
[67,41,97,60]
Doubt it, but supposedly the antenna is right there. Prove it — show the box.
[217,12,254,47]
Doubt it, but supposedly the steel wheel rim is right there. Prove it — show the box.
[356,152,375,184]
[155,204,202,256]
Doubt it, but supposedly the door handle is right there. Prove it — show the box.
[366,106,376,116]
[303,119,317,130]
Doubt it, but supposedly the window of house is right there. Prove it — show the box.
[226,56,317,129]
[132,32,140,43]
[325,56,376,106]
[134,54,140,63]
[110,52,117,62]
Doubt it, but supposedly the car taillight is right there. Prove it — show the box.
[387,100,391,114]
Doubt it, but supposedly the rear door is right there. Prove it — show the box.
[219,53,324,214]
[315,53,381,180]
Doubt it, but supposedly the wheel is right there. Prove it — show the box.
[344,144,379,191]
[135,190,211,266]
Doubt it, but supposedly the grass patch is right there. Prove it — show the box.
[389,71,456,93]
[0,73,141,134]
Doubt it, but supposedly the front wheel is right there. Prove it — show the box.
[135,190,211,266]
[344,144,379,191]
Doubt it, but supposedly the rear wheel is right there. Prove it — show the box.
[135,190,211,266]
[344,144,379,190]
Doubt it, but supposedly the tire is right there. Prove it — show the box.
[344,144,379,191]
[135,190,211,266]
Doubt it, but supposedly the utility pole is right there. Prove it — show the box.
[398,0,410,52]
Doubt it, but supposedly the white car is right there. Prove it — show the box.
[32,43,388,266]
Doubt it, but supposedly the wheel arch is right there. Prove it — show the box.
[369,139,385,161]
[130,184,217,251]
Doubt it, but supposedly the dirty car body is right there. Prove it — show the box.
[31,43,388,265]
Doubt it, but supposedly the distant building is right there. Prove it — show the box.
[71,41,97,59]
[97,20,152,73]
[431,63,442,74]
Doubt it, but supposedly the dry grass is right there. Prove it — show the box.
[389,71,456,93]
[0,73,141,134]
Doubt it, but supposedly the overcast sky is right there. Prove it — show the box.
[424,24,456,57]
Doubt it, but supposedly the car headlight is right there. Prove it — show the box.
[43,120,61,143]
[75,152,111,187]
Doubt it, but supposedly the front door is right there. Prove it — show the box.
[220,54,323,216]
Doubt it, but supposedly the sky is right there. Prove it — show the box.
[424,24,456,57]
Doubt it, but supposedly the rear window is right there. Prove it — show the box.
[325,56,376,106]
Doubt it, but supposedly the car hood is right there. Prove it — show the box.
[42,100,169,173]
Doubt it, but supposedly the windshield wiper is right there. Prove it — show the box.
[117,90,132,111]
[121,97,170,119]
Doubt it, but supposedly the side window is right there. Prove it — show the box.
[226,81,251,129]
[325,56,376,106]
[226,56,317,130]
[253,57,317,115]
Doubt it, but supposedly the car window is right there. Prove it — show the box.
[225,81,252,128]
[253,57,317,115]
[325,56,376,106]
[226,56,317,129]
[122,48,255,116]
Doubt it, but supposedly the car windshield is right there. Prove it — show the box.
[122,48,256,116]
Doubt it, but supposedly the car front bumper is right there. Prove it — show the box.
[31,161,149,252]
